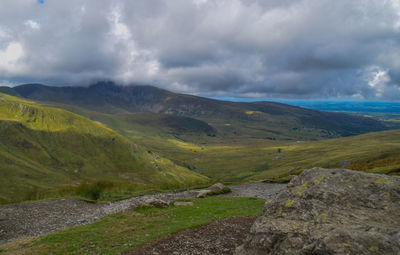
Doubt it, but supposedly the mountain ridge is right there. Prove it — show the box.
[0,82,395,141]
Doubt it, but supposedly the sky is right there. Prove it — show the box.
[1,0,400,100]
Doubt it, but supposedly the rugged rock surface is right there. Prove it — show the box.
[236,168,400,255]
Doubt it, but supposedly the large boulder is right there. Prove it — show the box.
[236,168,400,255]
[209,183,226,192]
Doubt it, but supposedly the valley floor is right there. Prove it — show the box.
[0,183,285,245]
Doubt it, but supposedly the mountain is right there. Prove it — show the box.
[0,93,209,203]
[1,82,395,141]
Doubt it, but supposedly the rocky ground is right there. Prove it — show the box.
[0,183,285,245]
[128,217,256,255]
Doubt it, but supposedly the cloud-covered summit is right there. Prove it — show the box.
[1,0,400,100]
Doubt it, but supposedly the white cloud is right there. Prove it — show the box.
[109,9,130,39]
[24,20,40,30]
[365,66,391,98]
[0,0,399,99]
[0,42,24,74]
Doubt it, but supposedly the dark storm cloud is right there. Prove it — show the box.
[0,0,400,99]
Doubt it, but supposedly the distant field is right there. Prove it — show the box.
[212,98,400,113]
[128,130,400,183]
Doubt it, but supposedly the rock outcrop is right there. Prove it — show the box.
[236,168,400,255]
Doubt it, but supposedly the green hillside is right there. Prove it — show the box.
[1,83,399,203]
[0,93,209,203]
[251,129,400,181]
[2,82,395,141]
[108,129,400,183]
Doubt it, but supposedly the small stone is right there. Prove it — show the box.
[174,201,194,206]
[144,198,169,208]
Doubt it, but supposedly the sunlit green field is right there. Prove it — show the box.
[0,93,209,204]
[130,130,400,182]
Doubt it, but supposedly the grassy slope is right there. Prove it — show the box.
[252,129,400,181]
[0,197,265,255]
[0,93,209,203]
[30,102,400,182]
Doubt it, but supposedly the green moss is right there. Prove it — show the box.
[369,246,379,252]
[293,181,308,196]
[313,176,325,185]
[318,213,327,221]
[277,207,282,215]
[376,178,390,184]
[284,199,294,208]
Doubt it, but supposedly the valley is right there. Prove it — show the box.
[1,83,400,254]
[1,83,400,204]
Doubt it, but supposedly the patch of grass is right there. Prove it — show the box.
[0,197,265,255]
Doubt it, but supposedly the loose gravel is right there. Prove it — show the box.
[0,183,285,245]
[127,217,256,255]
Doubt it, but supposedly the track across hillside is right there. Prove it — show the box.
[0,183,285,245]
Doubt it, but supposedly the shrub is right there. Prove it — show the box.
[75,181,115,201]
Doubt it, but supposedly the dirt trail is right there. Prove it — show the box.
[0,183,285,245]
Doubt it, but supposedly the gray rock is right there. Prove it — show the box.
[209,183,226,192]
[196,189,212,198]
[144,198,169,208]
[235,168,400,255]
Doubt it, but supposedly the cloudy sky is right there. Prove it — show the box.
[1,0,400,100]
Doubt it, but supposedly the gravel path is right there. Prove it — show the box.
[219,183,285,200]
[0,183,285,245]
